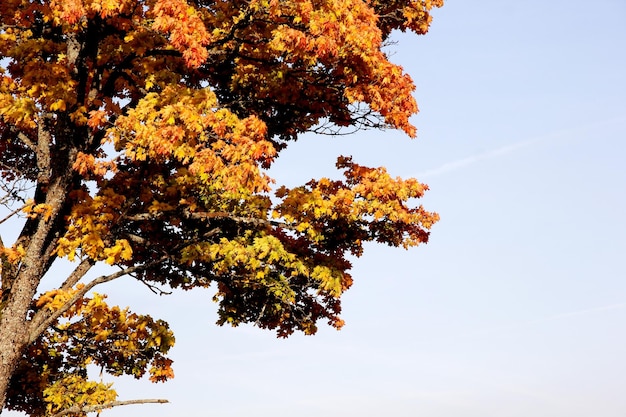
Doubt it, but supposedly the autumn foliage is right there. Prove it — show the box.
[0,0,442,415]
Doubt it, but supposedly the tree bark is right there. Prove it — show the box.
[0,271,36,410]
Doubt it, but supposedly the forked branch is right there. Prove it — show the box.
[27,256,170,344]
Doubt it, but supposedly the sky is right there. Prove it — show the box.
[5,1,626,416]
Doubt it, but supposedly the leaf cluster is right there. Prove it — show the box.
[6,288,174,417]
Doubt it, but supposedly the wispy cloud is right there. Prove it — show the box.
[416,138,539,178]
[416,115,626,179]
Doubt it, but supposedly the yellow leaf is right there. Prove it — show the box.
[50,99,66,112]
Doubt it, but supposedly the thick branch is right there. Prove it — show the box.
[58,258,96,292]
[27,258,94,337]
[36,116,52,185]
[182,209,295,230]
[16,131,37,152]
[50,398,169,417]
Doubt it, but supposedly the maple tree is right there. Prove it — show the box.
[0,0,442,415]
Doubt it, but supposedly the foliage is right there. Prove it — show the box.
[0,0,442,415]
[8,288,174,416]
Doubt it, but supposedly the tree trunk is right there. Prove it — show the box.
[0,168,76,410]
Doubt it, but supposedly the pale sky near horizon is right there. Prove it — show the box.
[4,1,626,417]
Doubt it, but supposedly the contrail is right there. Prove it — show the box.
[416,138,538,178]
[415,115,626,179]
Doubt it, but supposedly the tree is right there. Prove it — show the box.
[0,0,442,415]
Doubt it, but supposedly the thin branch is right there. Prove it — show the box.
[0,203,27,226]
[50,399,169,417]
[133,276,172,296]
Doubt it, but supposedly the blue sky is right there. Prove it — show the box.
[99,2,626,416]
[6,1,626,416]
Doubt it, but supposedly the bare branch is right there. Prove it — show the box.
[123,212,162,221]
[0,165,34,205]
[133,276,172,296]
[50,398,169,417]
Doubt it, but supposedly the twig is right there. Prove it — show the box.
[133,275,173,296]
[0,203,27,226]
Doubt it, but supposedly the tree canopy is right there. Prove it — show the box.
[0,0,442,415]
